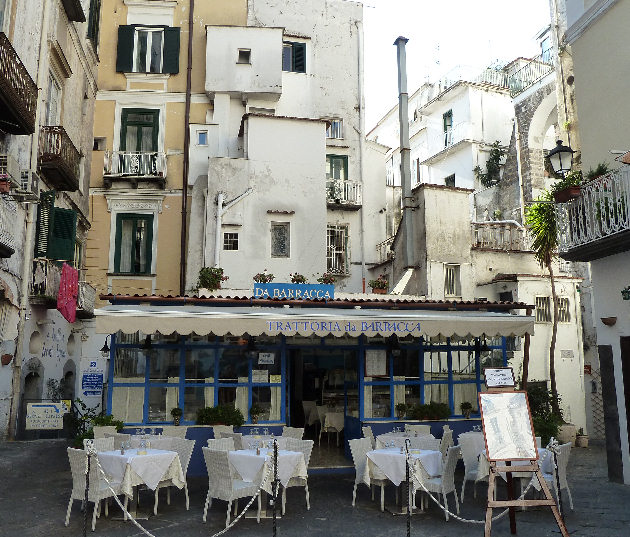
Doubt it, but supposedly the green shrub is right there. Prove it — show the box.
[408,401,451,420]
[527,383,563,445]
[196,405,245,427]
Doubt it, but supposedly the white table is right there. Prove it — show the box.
[229,449,307,491]
[241,435,286,449]
[364,448,443,487]
[376,433,434,449]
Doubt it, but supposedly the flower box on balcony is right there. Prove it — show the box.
[553,186,581,203]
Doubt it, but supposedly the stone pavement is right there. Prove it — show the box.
[0,439,628,536]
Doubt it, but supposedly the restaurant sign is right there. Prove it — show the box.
[26,401,69,430]
[266,319,423,336]
[254,283,334,300]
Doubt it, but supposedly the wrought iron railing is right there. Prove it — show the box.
[507,52,554,97]
[326,179,362,206]
[376,236,395,263]
[0,32,38,134]
[29,259,61,301]
[556,167,630,254]
[77,280,96,316]
[0,196,17,256]
[104,151,167,177]
[472,221,532,251]
[38,125,81,180]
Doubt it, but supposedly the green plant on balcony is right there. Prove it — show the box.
[253,270,274,283]
[197,267,228,291]
[473,141,506,187]
[586,162,610,182]
[551,170,583,202]
[368,274,388,292]
[290,272,308,284]
[621,286,630,301]
[316,273,336,285]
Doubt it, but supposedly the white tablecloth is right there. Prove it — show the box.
[98,448,185,497]
[364,448,442,487]
[477,448,553,487]
[324,412,344,432]
[241,436,288,450]
[229,449,307,490]
[376,433,433,449]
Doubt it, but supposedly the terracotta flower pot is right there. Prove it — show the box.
[575,435,589,448]
[553,186,581,203]
[371,288,387,294]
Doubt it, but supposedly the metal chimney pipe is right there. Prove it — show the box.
[394,36,415,269]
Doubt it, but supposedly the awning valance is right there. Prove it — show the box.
[95,305,534,338]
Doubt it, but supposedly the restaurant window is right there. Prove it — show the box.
[223,232,238,251]
[116,25,180,74]
[327,224,349,274]
[282,41,306,73]
[557,297,571,323]
[535,296,551,323]
[443,109,453,147]
[271,222,290,258]
[326,119,343,139]
[113,213,154,274]
[444,264,461,297]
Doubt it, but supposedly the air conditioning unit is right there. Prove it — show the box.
[13,170,40,201]
[0,154,20,188]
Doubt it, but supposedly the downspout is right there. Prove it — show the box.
[213,192,224,267]
[355,20,366,292]
[514,116,526,223]
[180,0,195,295]
[8,0,50,440]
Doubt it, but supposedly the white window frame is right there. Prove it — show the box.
[197,130,208,146]
[444,263,461,298]
[327,224,349,275]
[46,71,62,126]
[326,119,344,139]
[133,27,165,74]
[535,296,551,323]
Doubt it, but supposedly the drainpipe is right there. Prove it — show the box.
[394,37,415,270]
[180,0,195,295]
[514,116,526,223]
[355,20,366,292]
[7,0,51,440]
[213,188,253,267]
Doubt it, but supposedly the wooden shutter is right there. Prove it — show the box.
[87,0,101,48]
[292,42,306,73]
[47,208,77,261]
[162,27,180,74]
[116,25,135,72]
[35,191,55,258]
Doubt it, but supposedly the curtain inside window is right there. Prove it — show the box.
[204,378,214,408]
[150,32,162,73]
[166,376,179,417]
[270,386,281,421]
[236,377,249,419]
[363,378,372,418]
[136,30,148,72]
[120,219,133,272]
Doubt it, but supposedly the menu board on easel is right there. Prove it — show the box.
[479,391,537,461]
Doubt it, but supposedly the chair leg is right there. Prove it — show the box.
[184,484,190,510]
[371,484,375,501]
[257,493,261,523]
[167,487,171,505]
[226,500,232,528]
[65,497,73,526]
[92,502,98,531]
[443,491,449,521]
[154,489,159,516]
[566,486,574,510]
[282,486,286,515]
[305,481,310,510]
[460,478,466,503]
[123,495,129,521]
[454,489,460,514]
[380,484,385,512]
[352,482,358,506]
[203,491,211,522]
[105,498,109,517]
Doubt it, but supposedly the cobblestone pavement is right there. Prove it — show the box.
[0,439,627,536]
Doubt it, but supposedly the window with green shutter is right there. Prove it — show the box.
[116,25,179,74]
[282,41,306,73]
[114,213,153,275]
[87,0,102,51]
[121,109,159,152]
[34,190,77,262]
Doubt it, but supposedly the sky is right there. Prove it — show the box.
[363,0,552,129]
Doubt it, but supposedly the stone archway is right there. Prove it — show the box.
[19,358,44,439]
[61,360,76,402]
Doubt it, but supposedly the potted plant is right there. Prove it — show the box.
[622,286,630,301]
[575,427,589,448]
[253,270,274,284]
[0,180,10,194]
[170,407,183,425]
[198,267,228,292]
[586,162,610,182]
[460,401,473,419]
[250,403,264,424]
[196,405,245,427]
[552,170,583,203]
[368,274,388,294]
[316,272,336,285]
[290,272,308,284]
[395,402,407,419]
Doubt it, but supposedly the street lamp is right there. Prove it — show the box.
[100,335,111,357]
[546,139,575,177]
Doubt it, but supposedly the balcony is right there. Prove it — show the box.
[76,279,96,318]
[326,179,362,209]
[472,221,532,252]
[38,126,81,191]
[103,151,167,188]
[29,259,61,307]
[376,236,395,264]
[507,52,554,98]
[556,167,630,262]
[60,0,86,22]
[0,197,17,258]
[0,32,38,134]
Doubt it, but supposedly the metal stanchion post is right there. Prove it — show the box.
[553,448,563,518]
[83,452,91,537]
[272,439,278,537]
[405,438,411,537]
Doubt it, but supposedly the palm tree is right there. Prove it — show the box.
[525,191,562,417]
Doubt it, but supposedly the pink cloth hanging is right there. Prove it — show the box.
[57,263,79,323]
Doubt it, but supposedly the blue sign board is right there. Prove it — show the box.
[82,372,103,397]
[254,283,334,300]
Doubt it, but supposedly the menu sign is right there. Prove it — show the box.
[484,367,515,388]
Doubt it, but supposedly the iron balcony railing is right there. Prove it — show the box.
[29,258,61,302]
[77,280,96,317]
[104,151,167,178]
[556,167,630,257]
[507,52,554,97]
[326,179,362,206]
[472,221,533,251]
[38,125,81,191]
[0,32,38,134]
[0,196,17,258]
[376,236,395,263]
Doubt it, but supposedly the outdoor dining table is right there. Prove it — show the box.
[97,448,185,518]
[375,432,433,449]
[364,447,443,487]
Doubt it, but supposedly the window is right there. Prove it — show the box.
[326,119,343,139]
[327,224,349,274]
[271,223,290,258]
[444,264,461,297]
[114,213,153,274]
[116,25,180,74]
[223,232,238,251]
[237,49,251,64]
[282,41,306,73]
[443,109,453,147]
[540,35,552,63]
[444,174,456,187]
[121,109,159,152]
[412,158,420,185]
[93,137,106,151]
[87,0,102,51]
[34,191,77,261]
[535,296,551,323]
[45,72,61,126]
[326,155,348,181]
[197,130,208,146]
[557,297,571,323]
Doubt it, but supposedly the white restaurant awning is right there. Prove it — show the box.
[95,305,534,338]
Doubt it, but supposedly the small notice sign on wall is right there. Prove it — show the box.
[26,402,69,430]
[258,353,275,365]
[484,367,515,388]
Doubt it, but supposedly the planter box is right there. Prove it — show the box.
[575,435,589,448]
[371,288,387,294]
[553,186,581,203]
[557,423,577,446]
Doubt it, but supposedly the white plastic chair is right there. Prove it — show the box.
[414,445,461,520]
[219,432,243,450]
[202,447,261,526]
[282,426,304,439]
[161,425,188,438]
[92,426,117,439]
[207,437,235,451]
[66,448,127,531]
[362,426,375,449]
[440,429,454,460]
[104,432,131,448]
[212,425,234,437]
[84,437,115,452]
[541,442,574,510]
[410,436,440,451]
[349,437,389,512]
[405,424,431,436]
[302,401,317,426]
[153,438,196,514]
[458,434,484,502]
[281,438,314,514]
